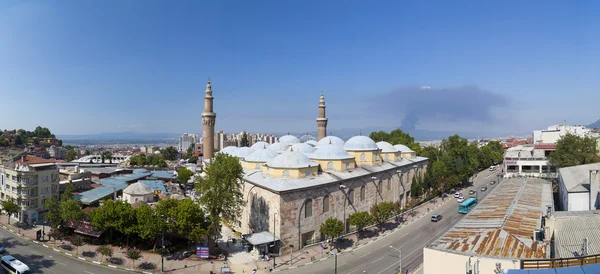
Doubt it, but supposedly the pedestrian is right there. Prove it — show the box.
[119,246,122,254]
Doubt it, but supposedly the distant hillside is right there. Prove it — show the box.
[589,119,600,129]
[58,132,180,143]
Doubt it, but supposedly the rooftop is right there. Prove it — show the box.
[552,210,600,258]
[428,177,553,260]
[150,170,177,180]
[75,169,152,204]
[558,163,600,193]
[138,180,167,194]
[504,264,600,274]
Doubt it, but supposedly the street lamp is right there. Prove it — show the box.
[161,214,166,272]
[389,246,402,274]
[289,245,294,265]
[273,211,277,269]
[371,176,378,206]
[330,251,338,274]
[339,185,347,233]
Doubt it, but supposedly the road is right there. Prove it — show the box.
[284,169,502,274]
[0,229,127,274]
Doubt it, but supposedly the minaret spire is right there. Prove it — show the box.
[317,92,328,141]
[202,78,216,160]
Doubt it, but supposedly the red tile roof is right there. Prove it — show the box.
[534,144,556,150]
[14,155,57,165]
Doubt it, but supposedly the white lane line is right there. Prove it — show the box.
[45,268,57,273]
[372,257,384,264]
[358,251,371,258]
[84,271,95,274]
[348,270,359,274]
[29,250,40,255]
[417,223,424,229]
[56,261,68,266]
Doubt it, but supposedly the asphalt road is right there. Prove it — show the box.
[0,229,127,274]
[284,169,502,274]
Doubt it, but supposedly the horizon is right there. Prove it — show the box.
[1,0,599,136]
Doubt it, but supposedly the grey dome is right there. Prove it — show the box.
[220,146,240,156]
[251,142,270,150]
[291,143,316,154]
[317,136,345,147]
[309,143,354,160]
[344,136,379,151]
[305,140,318,147]
[236,147,255,159]
[124,182,153,195]
[393,144,414,153]
[299,135,317,143]
[279,135,300,144]
[267,142,291,153]
[376,141,399,153]
[266,151,318,169]
[245,149,279,163]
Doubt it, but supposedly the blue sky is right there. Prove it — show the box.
[1,0,598,136]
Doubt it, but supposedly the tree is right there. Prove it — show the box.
[1,199,20,224]
[71,235,84,255]
[66,149,78,161]
[134,204,163,251]
[550,134,599,168]
[196,153,245,252]
[410,174,422,199]
[44,196,62,229]
[89,200,135,242]
[125,249,142,269]
[348,211,372,238]
[177,167,194,185]
[188,156,198,164]
[185,145,194,160]
[240,131,249,147]
[370,202,396,231]
[60,199,84,225]
[49,228,66,244]
[420,146,441,162]
[61,184,74,201]
[173,199,209,244]
[96,245,113,262]
[369,129,421,154]
[319,217,344,243]
[162,146,178,161]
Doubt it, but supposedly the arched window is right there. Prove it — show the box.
[347,189,354,204]
[360,186,365,201]
[283,170,290,177]
[305,199,313,218]
[267,167,270,175]
[385,154,389,160]
[360,153,366,162]
[345,162,350,170]
[305,170,311,177]
[255,163,260,169]
[327,162,334,170]
[375,153,380,160]
[323,195,330,213]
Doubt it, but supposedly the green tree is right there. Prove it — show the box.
[89,200,135,242]
[369,129,421,155]
[134,204,163,251]
[420,146,441,162]
[96,245,113,262]
[188,156,198,164]
[410,174,422,199]
[185,145,195,159]
[71,235,84,255]
[177,167,194,185]
[240,131,249,147]
[370,202,396,231]
[85,150,91,156]
[550,134,599,168]
[1,199,19,224]
[125,249,142,269]
[348,211,372,238]
[195,153,245,252]
[44,196,62,229]
[66,149,78,161]
[319,217,344,243]
[14,135,24,146]
[60,199,84,225]
[174,199,209,244]
[162,146,179,161]
[61,184,74,201]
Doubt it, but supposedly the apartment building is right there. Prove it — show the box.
[178,133,198,152]
[1,155,59,224]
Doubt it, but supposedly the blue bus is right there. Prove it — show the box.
[458,197,478,214]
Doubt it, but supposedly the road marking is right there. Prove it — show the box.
[29,250,40,255]
[417,223,424,229]
[84,271,95,274]
[372,257,384,264]
[358,252,371,258]
[45,268,57,273]
[56,262,68,266]
[348,270,359,274]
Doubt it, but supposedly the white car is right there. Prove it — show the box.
[454,192,461,198]
[457,197,465,203]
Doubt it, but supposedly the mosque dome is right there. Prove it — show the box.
[317,136,345,147]
[266,151,318,169]
[344,136,379,151]
[291,143,316,154]
[267,142,291,153]
[305,140,318,147]
[279,135,300,144]
[251,142,270,150]
[123,182,153,195]
[245,149,279,163]
[393,144,414,153]
[309,143,354,160]
[376,141,399,153]
[299,134,317,143]
[236,147,255,159]
[220,146,240,156]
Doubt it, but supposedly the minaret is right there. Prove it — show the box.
[202,78,216,160]
[317,93,328,141]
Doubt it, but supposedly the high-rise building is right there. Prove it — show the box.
[202,78,216,159]
[178,133,198,152]
[317,93,328,141]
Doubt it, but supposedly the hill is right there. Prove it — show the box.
[589,119,600,129]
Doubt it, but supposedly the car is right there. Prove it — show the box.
[457,197,465,203]
[0,246,5,253]
[431,214,443,222]
[454,192,461,198]
[490,180,496,185]
[481,186,488,192]
[469,189,477,195]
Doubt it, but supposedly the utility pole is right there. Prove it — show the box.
[389,246,402,274]
[330,251,337,274]
[161,215,166,272]
[273,212,277,269]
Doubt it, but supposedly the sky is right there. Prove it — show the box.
[1,0,599,137]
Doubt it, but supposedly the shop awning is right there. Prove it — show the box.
[243,231,279,246]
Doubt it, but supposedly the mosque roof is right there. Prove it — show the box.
[309,143,354,160]
[123,182,153,195]
[376,141,399,153]
[299,134,317,143]
[220,146,240,156]
[344,136,379,151]
[317,136,345,147]
[305,140,318,147]
[291,143,316,154]
[245,149,279,163]
[279,135,300,144]
[236,147,255,159]
[267,142,291,153]
[251,142,270,150]
[393,144,414,153]
[266,151,319,169]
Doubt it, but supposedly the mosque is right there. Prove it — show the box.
[200,79,429,254]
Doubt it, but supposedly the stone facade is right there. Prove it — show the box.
[202,79,216,160]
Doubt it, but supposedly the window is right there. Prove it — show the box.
[375,153,379,160]
[345,162,350,170]
[385,154,389,160]
[323,195,330,213]
[360,186,365,201]
[255,164,260,169]
[267,167,270,175]
[360,153,366,162]
[305,170,311,177]
[305,199,313,218]
[347,189,354,204]
[283,170,290,177]
[327,162,333,170]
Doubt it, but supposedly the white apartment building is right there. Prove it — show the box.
[178,133,198,152]
[533,122,592,145]
[47,145,67,160]
[1,155,60,224]
[503,144,557,179]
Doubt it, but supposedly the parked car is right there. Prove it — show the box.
[431,214,443,222]
[457,197,465,203]
[0,246,5,253]
[490,180,496,185]
[469,189,477,195]
[454,192,461,198]
[481,186,488,192]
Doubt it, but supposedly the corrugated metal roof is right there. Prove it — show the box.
[558,163,600,193]
[503,263,600,273]
[429,178,553,259]
[553,210,600,258]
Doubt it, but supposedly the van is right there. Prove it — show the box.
[1,255,30,274]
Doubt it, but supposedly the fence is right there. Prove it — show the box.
[521,254,600,269]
